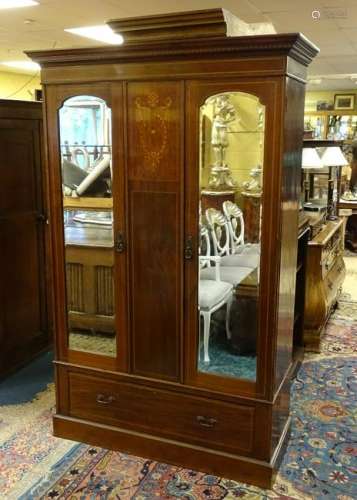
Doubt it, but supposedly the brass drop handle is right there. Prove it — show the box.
[115,232,126,253]
[185,235,194,260]
[196,415,217,428]
[96,393,116,405]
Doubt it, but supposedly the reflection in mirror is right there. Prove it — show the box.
[59,96,116,357]
[198,92,265,381]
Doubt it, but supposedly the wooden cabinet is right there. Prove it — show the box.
[304,218,346,351]
[27,9,318,488]
[0,99,50,378]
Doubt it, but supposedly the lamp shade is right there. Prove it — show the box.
[302,147,324,169]
[321,146,349,167]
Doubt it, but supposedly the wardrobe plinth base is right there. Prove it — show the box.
[53,414,281,490]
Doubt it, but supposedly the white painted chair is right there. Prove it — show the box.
[199,226,233,362]
[223,200,245,246]
[202,208,259,279]
[222,200,260,258]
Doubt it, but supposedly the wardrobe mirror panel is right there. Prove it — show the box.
[198,92,265,381]
[58,95,116,357]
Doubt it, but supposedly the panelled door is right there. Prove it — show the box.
[126,81,184,382]
[0,118,48,370]
[184,79,279,398]
[50,83,128,371]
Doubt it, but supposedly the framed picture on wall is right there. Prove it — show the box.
[334,94,355,111]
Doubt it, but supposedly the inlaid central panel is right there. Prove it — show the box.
[127,81,183,380]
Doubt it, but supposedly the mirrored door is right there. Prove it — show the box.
[197,91,265,383]
[58,95,117,358]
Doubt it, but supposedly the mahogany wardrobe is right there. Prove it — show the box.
[28,9,318,487]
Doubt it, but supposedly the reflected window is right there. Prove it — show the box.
[198,92,265,381]
[59,95,116,357]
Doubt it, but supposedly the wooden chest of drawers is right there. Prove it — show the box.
[303,219,346,351]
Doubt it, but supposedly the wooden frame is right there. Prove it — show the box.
[334,93,355,111]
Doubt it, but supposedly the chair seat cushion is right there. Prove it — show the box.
[220,253,259,268]
[200,266,253,286]
[199,280,233,310]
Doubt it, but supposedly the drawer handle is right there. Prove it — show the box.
[196,415,217,428]
[96,393,115,405]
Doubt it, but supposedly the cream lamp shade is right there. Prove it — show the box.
[320,146,349,167]
[302,147,324,169]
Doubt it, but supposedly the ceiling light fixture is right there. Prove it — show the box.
[307,78,322,85]
[0,0,38,9]
[1,61,40,71]
[64,25,123,45]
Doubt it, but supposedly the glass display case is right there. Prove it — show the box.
[339,142,357,201]
[304,114,327,140]
[327,114,357,141]
[304,111,357,142]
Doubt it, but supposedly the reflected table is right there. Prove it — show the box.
[65,225,115,336]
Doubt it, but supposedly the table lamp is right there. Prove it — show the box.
[320,146,348,220]
[302,147,324,203]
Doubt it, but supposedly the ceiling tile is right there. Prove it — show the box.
[0,0,356,81]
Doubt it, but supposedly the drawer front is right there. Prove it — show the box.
[68,372,255,455]
[324,260,345,308]
[321,245,343,278]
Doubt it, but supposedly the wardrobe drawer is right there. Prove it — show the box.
[68,372,256,455]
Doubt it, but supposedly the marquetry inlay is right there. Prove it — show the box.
[135,92,172,170]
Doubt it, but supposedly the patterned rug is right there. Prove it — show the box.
[1,312,354,500]
[1,259,356,499]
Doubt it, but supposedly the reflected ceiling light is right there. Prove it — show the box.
[64,25,123,45]
[0,0,38,8]
[1,61,40,71]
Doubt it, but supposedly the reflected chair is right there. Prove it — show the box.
[222,201,260,258]
[199,226,233,362]
[202,209,258,280]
